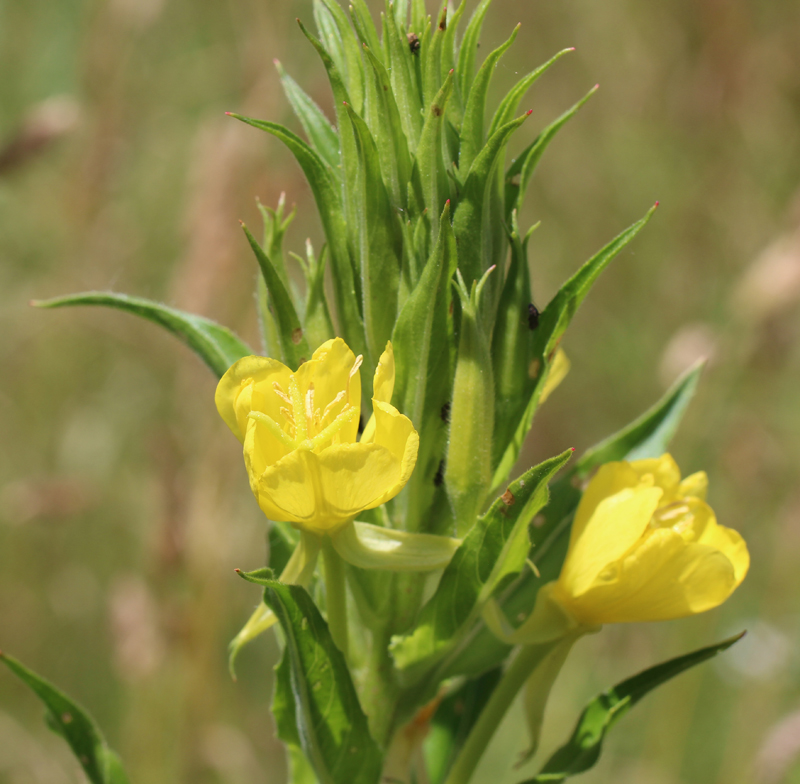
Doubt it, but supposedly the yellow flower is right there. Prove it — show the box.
[547,454,749,628]
[216,338,419,535]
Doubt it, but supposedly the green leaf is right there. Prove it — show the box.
[488,48,574,139]
[33,292,252,379]
[492,205,657,487]
[452,111,531,289]
[411,70,454,242]
[1,653,130,784]
[350,0,382,57]
[382,0,423,148]
[243,224,310,369]
[362,43,413,209]
[458,23,520,177]
[443,362,705,680]
[260,581,383,784]
[454,0,492,111]
[424,668,502,784]
[229,114,366,358]
[298,240,336,350]
[440,0,466,95]
[421,10,446,110]
[268,521,298,576]
[390,449,573,688]
[344,103,403,366]
[275,60,340,171]
[505,85,597,223]
[314,0,364,113]
[525,633,745,782]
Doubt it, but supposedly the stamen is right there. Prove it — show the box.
[306,405,359,450]
[272,382,291,405]
[289,376,308,442]
[247,412,296,448]
[320,390,346,423]
[280,406,295,425]
[305,383,315,427]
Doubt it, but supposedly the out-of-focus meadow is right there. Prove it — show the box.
[1,0,799,782]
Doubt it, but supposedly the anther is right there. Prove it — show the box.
[272,382,292,405]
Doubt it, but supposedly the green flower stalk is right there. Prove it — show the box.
[22,2,750,784]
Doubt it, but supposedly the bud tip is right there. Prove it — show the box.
[526,109,533,116]
[655,201,660,207]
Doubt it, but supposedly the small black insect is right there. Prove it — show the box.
[440,401,451,423]
[407,33,420,54]
[433,459,445,487]
[527,303,540,330]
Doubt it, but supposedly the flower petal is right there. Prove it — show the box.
[570,527,739,625]
[562,482,663,596]
[216,355,292,442]
[679,471,708,500]
[629,454,682,502]
[366,400,419,507]
[372,342,395,404]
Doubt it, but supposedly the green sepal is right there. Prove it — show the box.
[492,204,657,488]
[275,60,340,171]
[391,201,456,530]
[442,360,704,680]
[33,292,252,379]
[505,85,598,224]
[390,449,573,691]
[262,581,383,784]
[1,653,130,784]
[525,633,745,782]
[458,22,520,177]
[243,223,310,369]
[443,268,497,533]
[344,102,403,367]
[229,113,366,359]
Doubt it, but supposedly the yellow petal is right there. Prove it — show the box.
[560,484,663,597]
[679,471,708,500]
[629,454,682,501]
[569,527,739,625]
[216,356,292,442]
[366,400,419,508]
[687,499,749,585]
[539,348,570,404]
[372,342,395,404]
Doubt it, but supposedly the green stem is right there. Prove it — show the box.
[322,536,349,659]
[443,643,553,784]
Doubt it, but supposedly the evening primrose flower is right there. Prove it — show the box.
[488,454,749,645]
[218,339,461,663]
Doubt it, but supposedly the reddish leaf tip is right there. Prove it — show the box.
[571,447,576,452]
[234,568,242,574]
[654,201,660,207]
[225,111,233,116]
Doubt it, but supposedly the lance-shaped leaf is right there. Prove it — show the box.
[524,633,745,783]
[455,0,492,102]
[411,0,427,33]
[243,223,310,369]
[422,7,446,109]
[259,579,383,784]
[297,240,336,350]
[314,0,364,113]
[390,449,573,687]
[488,48,574,140]
[458,23,520,177]
[33,292,252,379]
[362,44,412,210]
[505,85,597,224]
[296,19,362,279]
[229,114,365,358]
[440,0,466,94]
[1,653,130,784]
[350,0,382,57]
[391,202,456,527]
[452,110,531,289]
[275,60,340,171]
[411,71,454,241]
[492,205,657,488]
[344,103,403,366]
[382,0,423,148]
[442,360,705,680]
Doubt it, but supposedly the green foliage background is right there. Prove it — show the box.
[2,1,799,782]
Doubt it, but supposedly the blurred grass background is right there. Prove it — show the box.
[1,0,799,782]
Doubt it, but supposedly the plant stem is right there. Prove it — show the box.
[443,643,553,784]
[321,536,349,659]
